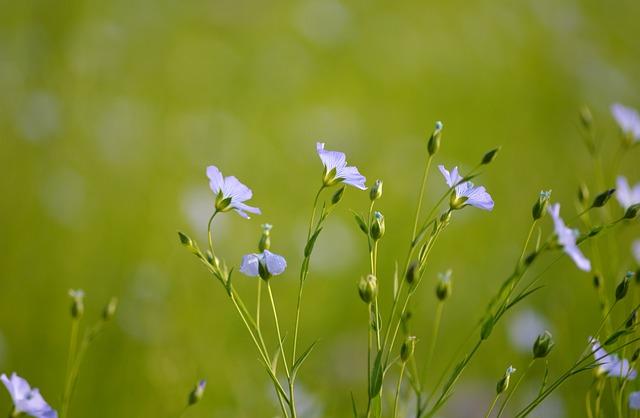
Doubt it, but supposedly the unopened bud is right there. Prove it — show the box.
[400,336,417,363]
[370,180,383,201]
[188,379,207,405]
[593,273,602,289]
[624,203,640,220]
[578,183,590,207]
[632,348,640,362]
[532,190,552,220]
[102,297,118,321]
[331,186,345,205]
[406,262,418,286]
[69,289,85,319]
[592,189,616,208]
[435,270,452,301]
[178,231,199,255]
[427,121,443,156]
[370,211,385,241]
[358,274,378,304]
[626,309,638,329]
[259,224,272,252]
[533,331,554,359]
[579,106,593,131]
[615,272,634,301]
[496,366,516,394]
[481,147,501,165]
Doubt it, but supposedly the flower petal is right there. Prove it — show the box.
[337,166,367,190]
[206,166,224,195]
[239,254,260,277]
[222,176,253,202]
[316,142,346,171]
[264,250,287,276]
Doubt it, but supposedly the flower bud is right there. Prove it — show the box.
[435,270,452,301]
[331,186,345,205]
[259,224,272,252]
[178,231,199,255]
[579,106,593,131]
[632,348,640,362]
[400,336,416,363]
[102,297,118,321]
[532,190,551,220]
[615,272,634,301]
[533,331,554,359]
[593,273,602,289]
[69,289,85,319]
[481,147,501,165]
[188,379,207,405]
[624,203,640,220]
[406,261,418,286]
[370,211,385,241]
[626,309,638,329]
[358,274,378,304]
[427,121,443,156]
[370,180,383,201]
[591,188,616,208]
[578,183,590,207]
[496,366,516,394]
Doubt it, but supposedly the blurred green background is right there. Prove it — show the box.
[1,0,639,416]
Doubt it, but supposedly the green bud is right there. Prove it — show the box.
[591,188,616,208]
[406,261,418,286]
[435,270,452,301]
[188,380,207,405]
[370,179,383,201]
[427,121,443,156]
[102,297,118,321]
[578,183,590,207]
[632,348,640,362]
[593,273,602,289]
[259,224,272,252]
[331,186,345,205]
[496,366,516,394]
[626,309,638,329]
[524,251,538,267]
[532,190,552,220]
[615,272,633,301]
[358,274,378,304]
[624,203,640,219]
[370,211,385,241]
[69,289,85,319]
[178,231,199,255]
[533,331,554,359]
[481,147,501,165]
[579,106,593,131]
[400,336,417,363]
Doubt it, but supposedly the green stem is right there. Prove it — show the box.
[412,155,433,239]
[496,360,534,417]
[256,280,262,330]
[61,318,80,418]
[393,363,407,418]
[422,301,444,384]
[483,394,500,418]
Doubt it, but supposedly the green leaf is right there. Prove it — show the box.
[351,210,369,235]
[225,268,234,297]
[369,350,384,398]
[604,329,633,346]
[370,395,382,418]
[350,392,358,418]
[505,285,545,311]
[292,340,319,379]
[304,227,323,257]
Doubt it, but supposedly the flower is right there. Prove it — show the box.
[591,338,637,380]
[1,373,57,418]
[630,391,640,410]
[438,165,494,211]
[316,143,366,190]
[240,250,287,280]
[633,240,640,265]
[611,103,640,143]
[616,176,640,210]
[206,165,261,219]
[547,203,591,272]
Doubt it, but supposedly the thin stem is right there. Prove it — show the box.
[61,318,80,418]
[256,280,262,330]
[483,394,500,418]
[393,363,407,418]
[412,155,433,239]
[496,360,534,417]
[422,301,444,384]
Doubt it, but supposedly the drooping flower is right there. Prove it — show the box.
[591,338,637,380]
[240,250,287,280]
[438,165,494,211]
[616,176,640,210]
[1,373,58,418]
[633,240,640,265]
[206,165,261,219]
[611,103,640,143]
[316,143,366,190]
[629,391,640,410]
[547,203,591,272]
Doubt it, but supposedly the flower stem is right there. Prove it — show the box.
[61,317,80,418]
[496,359,534,417]
[483,394,500,418]
[422,301,444,384]
[393,363,406,418]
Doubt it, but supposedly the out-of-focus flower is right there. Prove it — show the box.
[616,176,640,210]
[591,338,637,380]
[629,391,640,410]
[611,103,640,143]
[547,203,591,272]
[316,142,366,190]
[438,165,494,211]
[240,250,287,280]
[1,373,58,418]
[206,165,261,219]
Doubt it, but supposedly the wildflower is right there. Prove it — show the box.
[630,391,640,410]
[188,379,207,406]
[68,289,84,319]
[240,250,287,280]
[1,373,58,418]
[438,165,494,211]
[633,240,640,264]
[496,366,516,394]
[547,203,591,272]
[435,269,452,301]
[616,176,640,210]
[591,338,637,380]
[206,165,261,219]
[611,103,640,143]
[316,142,366,190]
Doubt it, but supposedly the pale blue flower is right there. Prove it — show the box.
[316,142,366,190]
[438,165,494,210]
[547,203,591,272]
[616,176,640,210]
[629,391,640,410]
[1,373,57,418]
[611,103,640,142]
[206,165,261,219]
[240,250,287,279]
[591,338,637,380]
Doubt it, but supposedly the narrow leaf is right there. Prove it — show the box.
[369,350,384,398]
[351,210,369,235]
[304,227,323,257]
[292,340,320,379]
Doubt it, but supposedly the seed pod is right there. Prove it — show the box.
[481,147,500,165]
[259,224,272,252]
